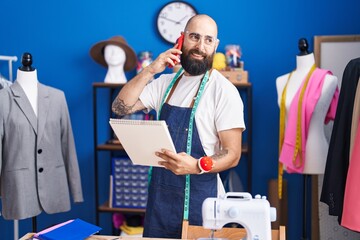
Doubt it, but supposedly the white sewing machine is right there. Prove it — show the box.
[202,192,276,240]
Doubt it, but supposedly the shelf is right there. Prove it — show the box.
[93,82,125,89]
[93,77,252,227]
[97,143,124,151]
[242,144,248,153]
[98,201,146,213]
[232,82,252,88]
[96,143,248,153]
[93,82,251,88]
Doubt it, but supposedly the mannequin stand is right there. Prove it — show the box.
[302,175,308,240]
[302,175,311,240]
[32,216,37,232]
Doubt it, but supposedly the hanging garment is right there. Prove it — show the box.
[321,58,360,222]
[0,81,83,220]
[279,68,339,173]
[342,116,360,231]
[0,74,12,89]
[349,76,360,160]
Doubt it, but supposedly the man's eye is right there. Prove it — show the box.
[206,38,214,44]
[190,34,200,40]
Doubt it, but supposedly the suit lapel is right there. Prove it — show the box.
[37,83,50,142]
[11,82,38,134]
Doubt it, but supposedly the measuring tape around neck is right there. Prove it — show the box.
[278,64,316,199]
[149,67,210,220]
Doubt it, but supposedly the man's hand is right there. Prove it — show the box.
[156,149,199,175]
[147,47,182,74]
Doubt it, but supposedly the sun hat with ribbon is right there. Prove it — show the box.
[90,36,137,71]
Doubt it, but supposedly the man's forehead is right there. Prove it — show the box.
[186,18,217,36]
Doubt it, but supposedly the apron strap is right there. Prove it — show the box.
[165,74,183,104]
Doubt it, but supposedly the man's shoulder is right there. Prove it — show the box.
[154,72,177,82]
[210,69,237,88]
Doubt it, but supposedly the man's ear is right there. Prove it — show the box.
[215,39,220,52]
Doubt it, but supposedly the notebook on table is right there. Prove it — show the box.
[109,118,176,167]
[35,218,101,240]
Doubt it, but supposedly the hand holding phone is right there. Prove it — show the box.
[168,33,184,68]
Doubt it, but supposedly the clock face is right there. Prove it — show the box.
[157,1,197,44]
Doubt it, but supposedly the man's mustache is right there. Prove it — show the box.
[189,49,207,58]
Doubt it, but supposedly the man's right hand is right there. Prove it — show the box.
[147,46,182,74]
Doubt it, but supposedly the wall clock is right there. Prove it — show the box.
[157,1,197,44]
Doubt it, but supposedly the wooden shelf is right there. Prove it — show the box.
[93,81,251,88]
[97,142,248,153]
[232,82,252,87]
[242,143,248,153]
[93,78,253,227]
[98,201,146,213]
[93,82,124,88]
[96,143,124,151]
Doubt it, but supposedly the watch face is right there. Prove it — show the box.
[157,1,197,44]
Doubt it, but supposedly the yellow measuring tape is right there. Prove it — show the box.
[278,64,316,199]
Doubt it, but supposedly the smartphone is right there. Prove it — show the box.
[168,33,184,68]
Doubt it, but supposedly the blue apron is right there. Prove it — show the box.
[143,80,217,238]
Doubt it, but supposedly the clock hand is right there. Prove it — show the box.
[177,15,188,24]
[160,16,179,24]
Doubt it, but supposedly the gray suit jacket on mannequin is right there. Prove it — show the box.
[0,81,83,220]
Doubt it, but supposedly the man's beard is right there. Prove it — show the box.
[180,48,214,76]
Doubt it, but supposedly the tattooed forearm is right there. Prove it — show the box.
[211,149,229,160]
[112,97,133,116]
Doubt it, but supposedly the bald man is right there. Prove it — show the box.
[112,14,245,238]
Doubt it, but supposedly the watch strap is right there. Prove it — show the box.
[198,156,213,174]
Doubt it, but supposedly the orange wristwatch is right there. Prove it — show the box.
[198,156,214,174]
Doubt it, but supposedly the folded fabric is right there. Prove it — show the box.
[36,218,102,240]
[280,68,339,173]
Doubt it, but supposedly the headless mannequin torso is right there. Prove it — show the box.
[276,44,338,174]
[104,44,127,84]
[16,53,39,117]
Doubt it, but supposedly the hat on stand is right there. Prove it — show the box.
[90,36,137,71]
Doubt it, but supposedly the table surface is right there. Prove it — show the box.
[20,233,174,240]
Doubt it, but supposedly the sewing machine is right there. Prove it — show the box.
[202,192,276,240]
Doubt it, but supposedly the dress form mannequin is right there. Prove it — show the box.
[16,52,38,116]
[104,44,127,84]
[276,39,338,174]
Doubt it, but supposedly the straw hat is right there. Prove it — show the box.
[90,36,137,71]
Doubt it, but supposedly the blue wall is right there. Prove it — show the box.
[0,0,359,239]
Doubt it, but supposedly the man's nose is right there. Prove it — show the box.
[195,38,206,52]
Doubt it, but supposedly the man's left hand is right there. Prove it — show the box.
[156,149,199,175]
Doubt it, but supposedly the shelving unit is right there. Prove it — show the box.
[232,82,252,192]
[92,80,252,228]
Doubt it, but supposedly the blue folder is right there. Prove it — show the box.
[37,218,102,240]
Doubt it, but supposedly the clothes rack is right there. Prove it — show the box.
[0,55,18,81]
[0,54,18,240]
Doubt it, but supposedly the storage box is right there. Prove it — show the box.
[110,157,149,209]
[219,69,248,84]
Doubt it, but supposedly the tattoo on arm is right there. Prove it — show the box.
[112,97,134,116]
[211,149,229,160]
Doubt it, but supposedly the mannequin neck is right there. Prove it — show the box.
[16,69,39,87]
[104,65,127,84]
[15,69,38,116]
[296,53,315,71]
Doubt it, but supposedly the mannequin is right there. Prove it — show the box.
[276,39,339,174]
[89,36,137,84]
[16,52,38,116]
[0,52,83,221]
[104,44,127,84]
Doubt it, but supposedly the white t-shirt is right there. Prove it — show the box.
[139,69,245,156]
